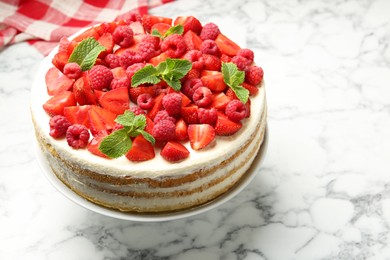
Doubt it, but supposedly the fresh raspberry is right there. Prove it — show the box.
[110,76,130,89]
[153,81,169,95]
[63,62,82,79]
[220,54,231,63]
[225,100,247,122]
[138,41,156,61]
[200,40,220,56]
[162,93,182,116]
[88,65,113,90]
[192,87,213,107]
[58,36,71,53]
[129,106,145,115]
[119,12,141,24]
[104,54,121,68]
[49,115,71,138]
[237,48,254,63]
[154,110,176,124]
[137,93,154,110]
[66,124,90,149]
[203,54,221,71]
[182,78,203,99]
[126,63,147,83]
[199,22,220,41]
[152,119,176,141]
[142,34,161,49]
[231,55,250,71]
[161,34,186,58]
[112,25,134,48]
[120,50,143,69]
[245,66,264,86]
[198,107,217,125]
[184,69,200,80]
[183,50,204,70]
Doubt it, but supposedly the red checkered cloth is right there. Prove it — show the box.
[0,0,173,55]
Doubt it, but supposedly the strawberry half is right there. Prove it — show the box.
[174,16,202,34]
[129,21,146,35]
[45,67,74,96]
[88,135,109,159]
[181,105,199,124]
[99,87,129,115]
[211,92,233,111]
[64,105,91,127]
[43,91,77,116]
[201,73,227,92]
[183,30,202,50]
[215,33,241,56]
[129,86,155,103]
[142,15,172,32]
[147,93,165,120]
[175,118,188,141]
[73,75,97,105]
[160,141,190,162]
[151,23,171,35]
[188,124,215,150]
[125,135,155,161]
[214,112,242,136]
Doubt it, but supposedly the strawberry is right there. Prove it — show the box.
[181,105,199,124]
[149,53,168,66]
[202,54,221,71]
[242,82,259,96]
[225,88,238,100]
[73,27,99,42]
[188,124,215,150]
[88,135,109,159]
[142,15,172,32]
[145,115,154,135]
[147,93,165,120]
[129,86,155,103]
[200,73,227,92]
[91,105,117,130]
[151,22,171,35]
[215,33,241,56]
[45,67,74,96]
[73,75,97,105]
[160,141,190,162]
[214,112,242,136]
[175,118,188,141]
[211,92,233,111]
[174,16,202,34]
[88,106,109,136]
[64,105,91,127]
[129,21,146,35]
[125,135,155,161]
[94,21,118,36]
[99,87,130,115]
[43,91,77,116]
[200,70,220,77]
[183,30,202,50]
[51,52,69,71]
[111,67,127,78]
[97,33,114,58]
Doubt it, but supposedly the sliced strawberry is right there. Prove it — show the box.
[125,135,155,161]
[151,22,171,35]
[94,21,118,36]
[215,33,241,56]
[226,88,238,100]
[211,92,233,111]
[73,75,97,105]
[73,27,99,42]
[202,54,221,71]
[111,67,127,78]
[200,70,221,77]
[149,52,168,66]
[99,87,130,115]
[181,105,199,124]
[88,135,109,159]
[45,67,74,96]
[94,90,105,101]
[51,52,69,71]
[166,88,192,107]
[214,112,242,136]
[129,21,146,35]
[188,124,215,150]
[88,107,108,136]
[174,16,202,34]
[145,115,154,135]
[64,105,91,127]
[129,86,155,103]
[142,15,172,32]
[183,30,202,50]
[147,93,165,120]
[43,91,77,116]
[98,33,114,58]
[201,73,227,92]
[175,118,188,141]
[160,141,190,162]
[242,82,259,96]
[91,105,117,130]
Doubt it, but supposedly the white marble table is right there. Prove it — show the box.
[1,0,390,259]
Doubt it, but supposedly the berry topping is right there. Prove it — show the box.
[104,54,121,68]
[154,110,176,124]
[49,115,71,138]
[225,100,247,122]
[160,141,190,162]
[162,93,182,116]
[119,50,143,68]
[66,124,90,149]
[125,135,155,161]
[88,65,113,90]
[152,119,176,141]
[110,76,130,90]
[183,50,204,70]
[231,55,250,71]
[237,48,254,63]
[245,66,264,86]
[198,107,217,125]
[112,25,134,47]
[202,54,221,71]
[126,63,147,83]
[200,40,220,56]
[142,34,161,49]
[200,22,220,41]
[182,78,203,99]
[161,34,186,58]
[138,41,157,61]
[192,86,213,107]
[43,91,77,116]
[137,93,154,110]
[175,119,188,141]
[175,16,203,34]
[214,112,242,136]
[188,124,215,150]
[129,106,145,115]
[63,62,82,79]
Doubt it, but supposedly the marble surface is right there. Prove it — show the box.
[1,0,390,259]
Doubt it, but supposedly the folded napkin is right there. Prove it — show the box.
[0,0,173,55]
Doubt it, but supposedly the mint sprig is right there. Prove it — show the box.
[131,58,192,91]
[98,111,155,158]
[221,62,249,104]
[68,37,106,71]
[151,24,184,39]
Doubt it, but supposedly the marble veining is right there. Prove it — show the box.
[1,0,390,259]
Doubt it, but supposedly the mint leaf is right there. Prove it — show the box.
[164,24,184,37]
[222,62,249,104]
[151,29,164,39]
[99,129,132,158]
[165,58,192,78]
[131,65,160,87]
[68,37,106,71]
[163,77,181,91]
[115,110,135,126]
[138,130,155,145]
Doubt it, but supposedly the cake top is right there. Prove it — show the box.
[41,14,264,163]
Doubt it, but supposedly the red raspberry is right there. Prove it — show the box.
[184,69,201,80]
[198,107,217,125]
[231,55,250,71]
[126,63,146,83]
[182,78,203,99]
[112,25,134,47]
[110,76,130,89]
[152,119,176,141]
[88,65,113,90]
[245,66,264,86]
[63,62,82,79]
[118,12,141,24]
[225,100,247,122]
[58,36,71,53]
[183,50,204,70]
[120,50,143,69]
[220,54,231,63]
[237,48,254,63]
[49,115,71,138]
[129,106,145,115]
[66,124,90,149]
[104,54,121,68]
[138,41,156,61]
[200,40,220,56]
[161,34,186,58]
[162,93,182,116]
[154,110,176,124]
[142,34,161,49]
[137,93,154,110]
[193,87,213,107]
[203,54,221,71]
[200,22,220,41]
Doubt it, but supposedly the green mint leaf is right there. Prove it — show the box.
[115,110,135,126]
[165,58,192,78]
[138,130,155,145]
[151,29,164,39]
[99,129,132,158]
[163,77,181,91]
[156,62,168,75]
[131,65,160,87]
[68,37,106,71]
[133,114,146,129]
[222,62,249,104]
[164,24,184,37]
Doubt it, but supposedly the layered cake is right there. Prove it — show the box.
[31,14,267,212]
